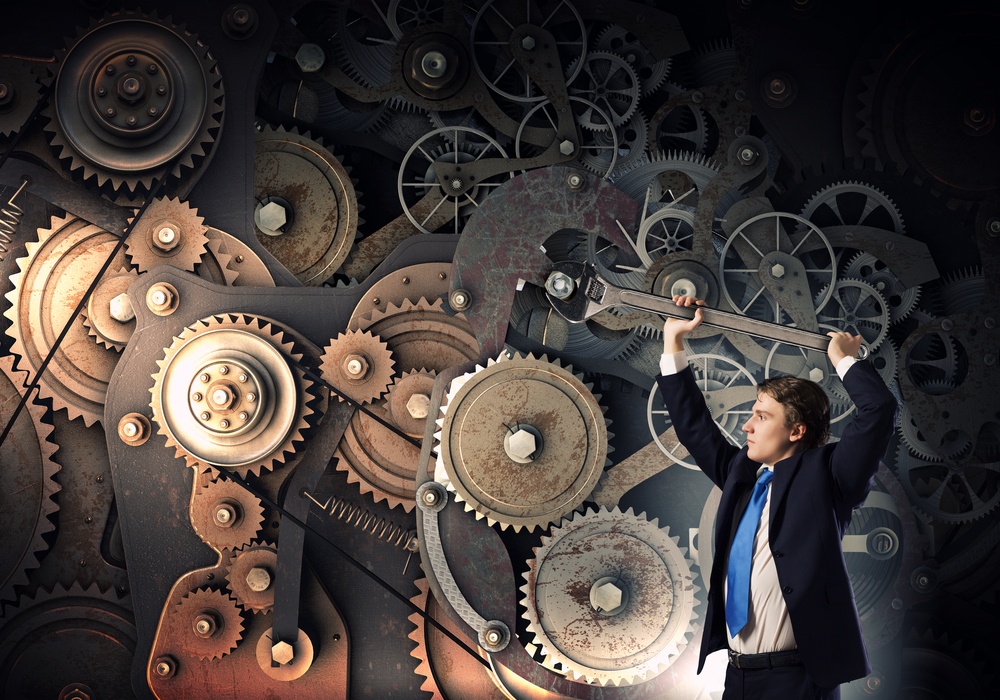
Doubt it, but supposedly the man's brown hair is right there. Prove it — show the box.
[756,375,831,450]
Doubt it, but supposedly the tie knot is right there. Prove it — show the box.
[758,469,773,486]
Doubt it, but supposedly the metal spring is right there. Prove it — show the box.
[303,490,418,551]
[0,180,29,263]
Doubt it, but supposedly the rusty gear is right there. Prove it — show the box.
[149,313,320,477]
[254,126,361,285]
[386,369,437,438]
[224,543,277,614]
[81,267,139,351]
[126,196,209,273]
[0,58,43,138]
[0,355,60,608]
[4,213,128,426]
[435,352,610,532]
[190,477,265,551]
[169,587,245,660]
[320,329,396,405]
[521,507,699,686]
[43,9,224,197]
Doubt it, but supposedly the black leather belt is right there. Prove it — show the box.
[728,648,802,669]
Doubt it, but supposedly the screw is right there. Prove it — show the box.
[238,411,249,421]
[238,374,248,382]
[192,392,203,402]
[215,504,235,525]
[122,421,139,438]
[421,488,439,506]
[234,8,250,25]
[770,262,786,279]
[219,365,229,375]
[200,373,211,383]
[148,106,158,117]
[735,88,747,101]
[122,76,140,95]
[126,116,137,127]
[105,107,116,118]
[941,319,954,331]
[485,628,502,644]
[220,419,230,428]
[402,276,410,284]
[157,85,167,95]
[769,78,786,96]
[247,393,257,402]
[738,147,758,165]
[567,173,584,190]
[157,226,176,245]
[449,288,471,310]
[691,91,704,103]
[148,64,158,74]
[193,615,215,638]
[346,358,364,376]
[96,86,107,96]
[150,290,167,306]
[105,65,116,75]
[200,411,211,421]
[155,659,173,677]
[420,50,448,78]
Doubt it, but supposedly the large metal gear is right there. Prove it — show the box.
[566,51,641,129]
[0,58,42,138]
[168,587,245,661]
[253,126,361,285]
[125,196,209,273]
[190,477,266,551]
[4,213,129,426]
[0,356,60,608]
[800,180,906,234]
[43,9,224,197]
[520,506,698,686]
[149,313,320,477]
[320,329,396,405]
[895,443,1000,524]
[435,352,610,532]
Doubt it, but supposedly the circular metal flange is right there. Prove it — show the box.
[255,627,314,681]
[117,412,151,446]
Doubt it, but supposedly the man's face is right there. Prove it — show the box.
[741,391,805,465]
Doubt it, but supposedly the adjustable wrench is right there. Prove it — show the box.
[544,261,868,359]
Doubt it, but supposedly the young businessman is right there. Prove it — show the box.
[657,296,897,700]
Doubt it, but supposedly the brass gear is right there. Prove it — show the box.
[43,9,224,197]
[169,587,245,661]
[149,313,320,477]
[520,507,699,686]
[254,126,360,285]
[224,543,277,614]
[320,329,396,405]
[4,213,128,426]
[435,352,610,532]
[190,478,265,551]
[81,267,138,351]
[0,355,60,608]
[126,197,209,273]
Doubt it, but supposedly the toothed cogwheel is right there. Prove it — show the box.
[801,181,905,234]
[814,278,890,351]
[254,126,361,285]
[521,506,698,686]
[842,251,919,325]
[435,352,610,532]
[126,196,209,273]
[320,329,396,405]
[0,356,60,608]
[0,582,135,698]
[895,443,1000,524]
[594,25,672,95]
[81,267,139,352]
[190,477,265,551]
[43,9,224,198]
[169,587,245,660]
[4,213,129,426]
[0,58,43,138]
[225,543,277,613]
[566,51,641,128]
[150,313,320,476]
[613,149,721,201]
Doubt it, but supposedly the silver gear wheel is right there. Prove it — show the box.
[814,278,891,352]
[895,443,1000,524]
[843,251,919,324]
[566,51,641,128]
[4,213,129,426]
[594,24,672,95]
[521,506,699,686]
[800,180,905,234]
[149,313,320,477]
[43,9,224,197]
[435,352,610,532]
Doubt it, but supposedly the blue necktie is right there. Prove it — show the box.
[726,468,774,637]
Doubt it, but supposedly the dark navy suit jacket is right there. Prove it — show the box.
[656,360,897,688]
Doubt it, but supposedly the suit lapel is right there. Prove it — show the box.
[769,452,804,522]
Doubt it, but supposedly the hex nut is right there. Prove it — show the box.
[559,139,575,156]
[405,393,430,419]
[117,412,151,446]
[521,35,536,50]
[505,428,538,462]
[110,292,136,322]
[808,367,825,383]
[295,43,325,73]
[258,201,288,233]
[146,283,178,316]
[770,263,785,279]
[153,656,177,679]
[272,640,295,665]
[449,288,471,311]
[592,580,624,612]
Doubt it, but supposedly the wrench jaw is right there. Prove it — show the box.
[544,261,608,323]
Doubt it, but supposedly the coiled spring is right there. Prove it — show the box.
[304,490,418,550]
[0,180,28,263]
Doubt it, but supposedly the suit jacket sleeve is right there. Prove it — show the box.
[656,366,741,489]
[830,361,898,513]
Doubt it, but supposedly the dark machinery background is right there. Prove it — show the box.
[0,0,996,698]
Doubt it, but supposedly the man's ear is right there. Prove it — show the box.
[788,423,807,443]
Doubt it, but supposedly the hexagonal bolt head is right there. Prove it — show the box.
[559,139,576,156]
[110,292,136,323]
[592,580,624,613]
[295,43,325,73]
[420,50,447,78]
[808,367,825,383]
[215,504,236,526]
[272,640,295,665]
[406,393,431,419]
[544,271,575,300]
[193,614,216,638]
[506,428,538,462]
[770,262,785,279]
[246,566,272,592]
[521,35,536,50]
[259,201,288,232]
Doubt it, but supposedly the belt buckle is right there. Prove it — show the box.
[728,649,741,669]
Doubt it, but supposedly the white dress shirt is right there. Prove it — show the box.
[660,350,856,653]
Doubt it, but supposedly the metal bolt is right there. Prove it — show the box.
[234,8,250,25]
[126,116,137,127]
[105,64,116,75]
[345,357,365,376]
[769,78,786,96]
[238,373,248,382]
[402,276,410,284]
[246,392,257,402]
[738,146,758,165]
[258,201,288,233]
[96,86,107,96]
[238,411,249,421]
[272,640,295,665]
[154,659,174,678]
[150,290,168,306]
[246,566,272,592]
[126,55,137,66]
[450,177,463,190]
[421,488,439,506]
[988,218,1000,236]
[200,411,211,421]
[592,580,624,613]
[122,421,139,438]
[215,504,235,525]
[105,107,116,118]
[406,393,431,419]
[691,91,704,103]
[157,226,176,245]
[109,292,135,322]
[735,88,747,101]
[545,270,575,300]
[148,63,158,74]
[219,365,229,375]
[193,615,215,638]
[420,50,447,78]
[986,354,996,366]
[505,427,538,462]
[220,419,230,428]
[521,35,536,51]
[148,106,158,117]
[484,628,502,644]
[192,392,203,402]
[941,319,954,331]
[122,76,140,95]
[566,173,584,190]
[770,262,785,278]
[559,139,575,156]
[808,367,825,383]
[157,85,167,95]
[449,288,471,311]
[295,43,325,73]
